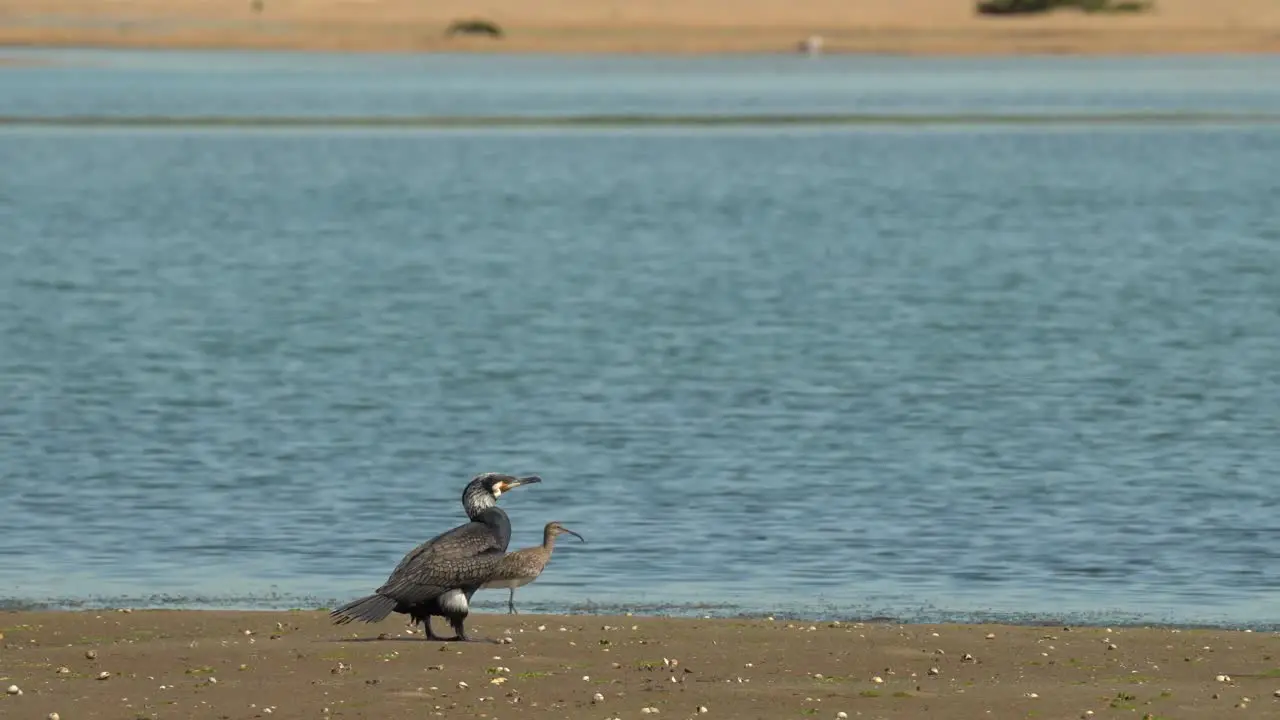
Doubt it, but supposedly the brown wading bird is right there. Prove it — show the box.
[482,521,585,614]
[328,472,542,642]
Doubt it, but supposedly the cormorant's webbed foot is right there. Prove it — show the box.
[422,617,447,642]
[447,619,497,643]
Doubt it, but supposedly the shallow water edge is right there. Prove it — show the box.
[2,594,1276,632]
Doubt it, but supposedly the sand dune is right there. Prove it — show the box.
[1,0,1278,54]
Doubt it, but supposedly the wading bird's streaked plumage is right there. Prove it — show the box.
[482,521,585,614]
[329,473,541,642]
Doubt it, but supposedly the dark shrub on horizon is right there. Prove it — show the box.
[976,0,1153,15]
[445,19,504,38]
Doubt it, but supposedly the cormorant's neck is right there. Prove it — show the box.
[475,506,512,551]
[474,506,508,523]
[462,491,496,520]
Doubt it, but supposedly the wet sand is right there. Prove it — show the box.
[1,610,1277,719]
[0,0,1278,55]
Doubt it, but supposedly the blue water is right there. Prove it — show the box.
[1,49,1279,628]
[2,48,1280,119]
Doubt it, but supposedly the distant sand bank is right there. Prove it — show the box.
[0,0,1278,55]
[1,609,1277,719]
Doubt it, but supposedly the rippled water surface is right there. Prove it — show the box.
[1,50,1279,627]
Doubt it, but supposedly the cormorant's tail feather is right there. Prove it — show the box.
[329,593,397,625]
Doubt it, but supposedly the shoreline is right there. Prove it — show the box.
[4,41,1280,60]
[1,609,1276,719]
[4,601,1278,632]
[3,33,1279,58]
[5,595,1279,633]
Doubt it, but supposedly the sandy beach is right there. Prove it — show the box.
[1,610,1277,719]
[0,0,1278,56]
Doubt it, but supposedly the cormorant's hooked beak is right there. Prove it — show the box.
[560,526,586,543]
[497,475,542,493]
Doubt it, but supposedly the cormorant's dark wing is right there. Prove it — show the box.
[375,520,505,605]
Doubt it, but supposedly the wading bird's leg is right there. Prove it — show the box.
[508,589,517,615]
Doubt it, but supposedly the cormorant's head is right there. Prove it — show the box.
[545,521,585,543]
[461,472,542,518]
